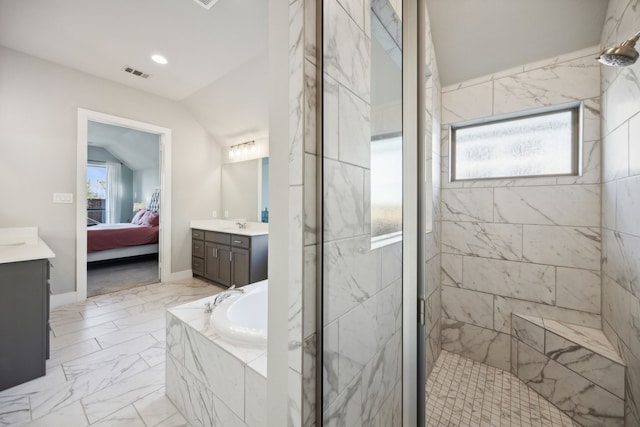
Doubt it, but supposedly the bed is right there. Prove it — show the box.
[87,190,160,262]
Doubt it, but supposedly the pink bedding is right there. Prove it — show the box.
[87,223,159,253]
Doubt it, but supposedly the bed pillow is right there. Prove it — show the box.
[140,210,160,227]
[132,209,146,225]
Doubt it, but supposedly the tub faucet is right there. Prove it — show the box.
[213,285,245,306]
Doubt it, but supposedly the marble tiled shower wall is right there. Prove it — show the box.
[439,46,603,372]
[322,0,404,424]
[288,0,317,424]
[600,1,640,425]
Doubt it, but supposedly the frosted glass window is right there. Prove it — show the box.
[451,106,579,181]
[371,135,402,239]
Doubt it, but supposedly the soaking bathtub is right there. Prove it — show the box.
[210,280,268,346]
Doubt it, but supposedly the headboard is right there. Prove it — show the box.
[148,188,160,212]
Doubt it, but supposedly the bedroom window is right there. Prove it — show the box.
[450,103,580,181]
[87,164,107,224]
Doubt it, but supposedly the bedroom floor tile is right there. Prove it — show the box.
[0,277,222,426]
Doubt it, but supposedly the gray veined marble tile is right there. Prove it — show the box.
[441,319,510,371]
[323,321,340,412]
[80,363,165,424]
[441,286,493,329]
[25,400,88,427]
[441,253,462,288]
[324,235,377,324]
[556,268,601,314]
[166,355,214,427]
[545,331,625,399]
[493,296,601,334]
[338,283,401,391]
[133,388,181,427]
[323,373,363,427]
[338,75,371,169]
[441,81,493,125]
[542,319,624,365]
[616,175,640,237]
[522,225,600,270]
[602,230,640,297]
[324,0,370,103]
[602,118,629,183]
[0,395,30,426]
[494,185,600,227]
[517,342,624,427]
[90,404,145,427]
[493,54,599,116]
[441,221,522,261]
[441,187,494,222]
[629,112,640,176]
[30,354,151,420]
[512,314,545,353]
[182,326,245,419]
[323,158,365,242]
[361,332,401,426]
[463,257,555,305]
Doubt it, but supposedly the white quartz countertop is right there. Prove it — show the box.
[0,227,55,264]
[190,219,268,236]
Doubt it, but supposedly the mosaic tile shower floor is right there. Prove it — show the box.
[426,351,581,427]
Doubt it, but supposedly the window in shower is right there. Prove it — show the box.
[450,103,581,181]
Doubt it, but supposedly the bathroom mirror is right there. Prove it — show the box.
[321,0,403,423]
[221,157,269,222]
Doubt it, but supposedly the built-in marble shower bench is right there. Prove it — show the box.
[511,313,625,427]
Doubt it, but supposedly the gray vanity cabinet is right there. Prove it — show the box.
[204,241,232,287]
[0,258,50,391]
[192,229,267,288]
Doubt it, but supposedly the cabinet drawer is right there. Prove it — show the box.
[192,240,204,258]
[205,231,231,245]
[192,229,205,241]
[231,235,250,249]
[192,257,204,276]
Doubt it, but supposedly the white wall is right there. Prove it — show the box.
[133,167,160,209]
[0,46,222,294]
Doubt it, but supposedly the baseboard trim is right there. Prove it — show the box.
[51,291,78,308]
[167,269,193,282]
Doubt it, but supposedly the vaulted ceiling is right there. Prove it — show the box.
[0,0,610,148]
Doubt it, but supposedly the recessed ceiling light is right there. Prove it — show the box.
[151,54,168,65]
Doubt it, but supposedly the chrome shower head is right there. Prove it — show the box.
[598,32,640,67]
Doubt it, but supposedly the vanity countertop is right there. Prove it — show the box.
[0,227,55,264]
[190,220,268,236]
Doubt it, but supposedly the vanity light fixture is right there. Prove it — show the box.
[228,140,256,159]
[151,54,168,65]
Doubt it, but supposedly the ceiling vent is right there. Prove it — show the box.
[192,0,219,10]
[122,66,150,79]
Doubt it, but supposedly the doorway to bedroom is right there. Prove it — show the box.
[85,122,161,297]
[77,109,173,301]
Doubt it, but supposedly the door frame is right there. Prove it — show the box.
[76,108,172,301]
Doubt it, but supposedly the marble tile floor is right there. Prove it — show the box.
[0,278,224,427]
[426,350,582,427]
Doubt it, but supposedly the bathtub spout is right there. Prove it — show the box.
[213,285,245,307]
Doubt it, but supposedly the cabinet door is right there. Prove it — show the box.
[204,242,219,282]
[216,245,232,287]
[231,247,250,287]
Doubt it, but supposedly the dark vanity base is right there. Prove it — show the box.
[0,259,50,391]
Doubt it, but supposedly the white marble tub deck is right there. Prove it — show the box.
[167,296,268,372]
